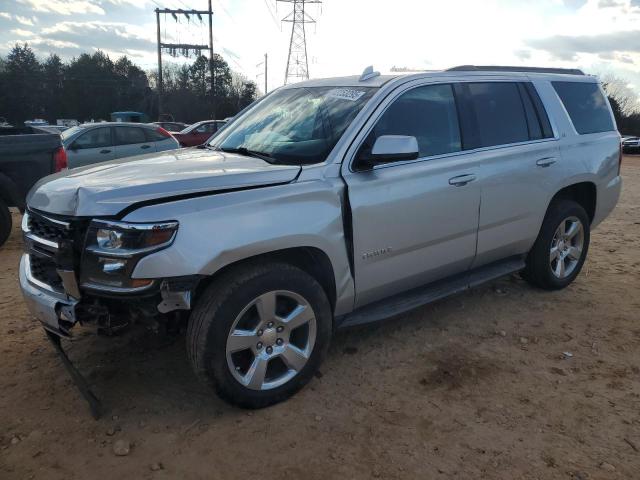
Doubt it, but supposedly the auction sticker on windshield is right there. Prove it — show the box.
[327,88,366,102]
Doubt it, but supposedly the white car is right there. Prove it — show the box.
[61,122,180,168]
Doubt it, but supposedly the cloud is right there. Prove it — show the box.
[514,49,532,60]
[0,12,11,20]
[11,29,34,37]
[16,15,35,26]
[41,21,156,53]
[562,0,588,9]
[17,0,104,16]
[598,0,623,7]
[527,30,640,60]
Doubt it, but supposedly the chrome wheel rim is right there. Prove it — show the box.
[550,216,584,279]
[225,290,317,391]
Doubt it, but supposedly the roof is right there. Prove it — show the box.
[283,65,595,90]
[79,122,156,128]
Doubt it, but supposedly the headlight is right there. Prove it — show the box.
[80,220,178,292]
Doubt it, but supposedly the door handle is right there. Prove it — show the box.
[536,157,556,167]
[141,145,151,149]
[449,174,477,187]
[99,149,111,154]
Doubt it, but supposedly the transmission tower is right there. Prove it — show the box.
[277,0,321,84]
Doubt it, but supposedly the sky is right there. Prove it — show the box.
[1,0,640,93]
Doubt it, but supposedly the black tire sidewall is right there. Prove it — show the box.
[527,199,590,289]
[0,200,12,247]
[190,263,332,408]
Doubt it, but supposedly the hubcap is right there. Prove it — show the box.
[550,216,584,279]
[225,290,317,391]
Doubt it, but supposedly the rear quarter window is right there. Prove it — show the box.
[552,81,614,134]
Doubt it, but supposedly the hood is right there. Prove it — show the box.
[27,147,301,217]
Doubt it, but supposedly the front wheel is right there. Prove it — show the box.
[187,262,332,408]
[522,199,590,290]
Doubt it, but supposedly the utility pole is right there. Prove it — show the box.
[156,8,163,116]
[277,0,321,84]
[154,6,214,120]
[257,53,268,95]
[208,0,215,119]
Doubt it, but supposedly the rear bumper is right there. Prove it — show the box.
[19,254,78,337]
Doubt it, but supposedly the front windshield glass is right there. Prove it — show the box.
[212,86,377,165]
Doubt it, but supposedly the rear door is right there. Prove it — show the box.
[66,126,114,168]
[454,80,560,268]
[342,82,482,308]
[112,126,153,159]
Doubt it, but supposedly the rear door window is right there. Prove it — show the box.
[114,126,147,145]
[464,82,530,148]
[552,81,614,134]
[366,83,462,158]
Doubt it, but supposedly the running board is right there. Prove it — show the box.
[337,257,525,328]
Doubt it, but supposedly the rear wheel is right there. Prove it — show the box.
[523,199,590,290]
[187,261,332,408]
[0,199,12,248]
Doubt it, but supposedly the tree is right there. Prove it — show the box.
[42,54,65,120]
[2,43,42,123]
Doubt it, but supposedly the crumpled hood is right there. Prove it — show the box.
[27,148,301,217]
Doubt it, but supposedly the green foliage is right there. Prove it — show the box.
[0,43,258,125]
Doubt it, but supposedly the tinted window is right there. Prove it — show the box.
[368,84,461,158]
[73,127,111,150]
[145,128,169,142]
[466,82,529,147]
[524,83,553,138]
[114,127,147,145]
[195,123,217,133]
[552,81,614,134]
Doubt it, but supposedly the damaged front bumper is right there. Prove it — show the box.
[19,254,79,337]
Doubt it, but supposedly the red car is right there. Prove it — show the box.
[173,120,227,147]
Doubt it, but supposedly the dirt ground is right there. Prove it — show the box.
[1,159,639,480]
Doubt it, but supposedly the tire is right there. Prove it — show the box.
[187,261,332,408]
[522,199,590,290]
[0,199,12,248]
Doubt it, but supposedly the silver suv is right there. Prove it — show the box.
[20,66,621,409]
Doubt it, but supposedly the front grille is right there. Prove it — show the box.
[30,254,64,291]
[24,210,85,294]
[27,213,70,243]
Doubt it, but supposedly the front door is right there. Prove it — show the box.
[342,83,482,308]
[66,126,114,168]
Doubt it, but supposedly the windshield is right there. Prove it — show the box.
[212,86,377,165]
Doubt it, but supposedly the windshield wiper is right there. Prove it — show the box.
[220,146,273,163]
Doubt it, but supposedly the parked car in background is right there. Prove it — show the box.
[622,136,639,153]
[20,66,621,409]
[173,120,227,146]
[0,126,66,246]
[62,122,180,168]
[153,121,188,133]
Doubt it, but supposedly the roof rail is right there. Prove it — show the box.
[446,65,585,75]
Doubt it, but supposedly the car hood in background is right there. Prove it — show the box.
[27,147,301,217]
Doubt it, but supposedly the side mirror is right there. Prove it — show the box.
[370,135,419,163]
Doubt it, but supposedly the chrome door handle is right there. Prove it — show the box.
[536,157,556,167]
[449,174,477,187]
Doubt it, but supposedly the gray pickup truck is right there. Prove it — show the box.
[20,66,621,409]
[0,127,65,246]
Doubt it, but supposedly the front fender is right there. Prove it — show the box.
[123,180,355,315]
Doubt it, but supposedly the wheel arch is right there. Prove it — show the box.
[195,246,338,313]
[548,181,597,224]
